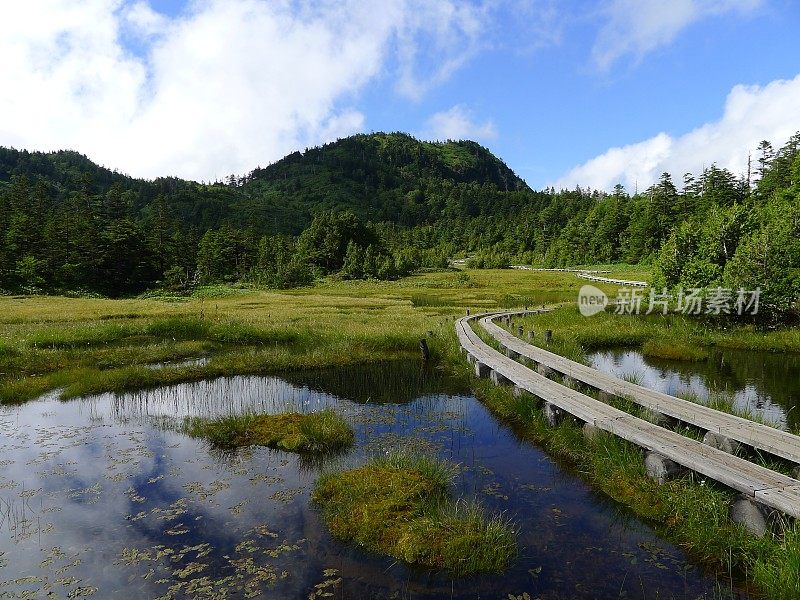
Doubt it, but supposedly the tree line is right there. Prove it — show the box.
[0,132,797,317]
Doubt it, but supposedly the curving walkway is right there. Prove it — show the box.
[575,272,648,287]
[509,265,648,287]
[456,310,800,523]
[481,313,800,465]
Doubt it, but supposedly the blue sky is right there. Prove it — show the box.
[2,1,800,191]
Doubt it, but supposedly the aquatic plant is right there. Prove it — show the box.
[183,409,354,453]
[642,339,709,362]
[312,451,517,575]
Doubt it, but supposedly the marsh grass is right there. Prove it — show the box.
[1,268,603,403]
[752,524,800,599]
[519,305,800,362]
[183,408,354,453]
[463,362,794,598]
[312,451,516,575]
[642,339,709,362]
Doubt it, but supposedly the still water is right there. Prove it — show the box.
[587,347,800,432]
[1,362,746,598]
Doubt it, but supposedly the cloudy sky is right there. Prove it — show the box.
[1,0,799,191]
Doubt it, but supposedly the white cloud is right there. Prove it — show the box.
[592,0,763,70]
[0,0,504,181]
[393,2,486,100]
[421,104,497,142]
[552,73,800,192]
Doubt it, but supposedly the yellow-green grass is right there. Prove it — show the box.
[3,265,800,596]
[572,262,652,282]
[642,339,710,362]
[0,269,622,404]
[183,409,354,453]
[312,452,516,575]
[517,305,800,364]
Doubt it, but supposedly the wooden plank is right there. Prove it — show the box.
[577,273,648,287]
[481,314,800,465]
[456,315,800,519]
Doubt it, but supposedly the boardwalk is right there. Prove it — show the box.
[481,313,800,465]
[456,311,800,523]
[576,272,648,287]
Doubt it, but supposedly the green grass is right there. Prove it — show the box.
[312,451,517,575]
[2,265,800,595]
[183,409,354,453]
[642,339,710,362]
[461,356,799,599]
[0,269,618,403]
[519,305,800,364]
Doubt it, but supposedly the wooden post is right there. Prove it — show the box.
[517,326,524,337]
[527,331,534,341]
[466,308,470,316]
[544,329,552,344]
[419,338,430,361]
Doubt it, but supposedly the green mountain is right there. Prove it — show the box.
[0,132,528,235]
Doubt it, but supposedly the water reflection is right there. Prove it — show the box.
[587,348,800,431]
[0,362,746,598]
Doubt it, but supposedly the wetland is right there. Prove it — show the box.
[0,361,748,599]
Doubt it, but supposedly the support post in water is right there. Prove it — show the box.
[490,369,511,386]
[644,452,683,485]
[419,338,430,361]
[474,361,490,378]
[543,402,565,427]
[703,431,741,455]
[730,495,772,537]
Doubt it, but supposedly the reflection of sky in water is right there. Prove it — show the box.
[587,350,794,430]
[0,373,747,598]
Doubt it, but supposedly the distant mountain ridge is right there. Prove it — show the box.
[0,132,529,234]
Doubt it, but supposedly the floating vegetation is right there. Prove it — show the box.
[312,452,517,575]
[642,339,709,362]
[115,526,304,599]
[183,409,354,453]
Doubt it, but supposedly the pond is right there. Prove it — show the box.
[587,347,800,432]
[1,361,747,598]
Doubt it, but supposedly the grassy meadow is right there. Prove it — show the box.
[0,268,610,404]
[516,304,800,364]
[4,266,800,597]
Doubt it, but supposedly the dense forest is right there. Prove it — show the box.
[0,132,798,317]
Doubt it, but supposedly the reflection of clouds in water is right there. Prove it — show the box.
[1,394,317,597]
[589,350,789,429]
[0,375,744,599]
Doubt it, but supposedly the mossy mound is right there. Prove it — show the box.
[312,453,516,575]
[642,339,709,362]
[184,409,354,452]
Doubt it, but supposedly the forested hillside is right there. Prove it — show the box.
[0,132,798,317]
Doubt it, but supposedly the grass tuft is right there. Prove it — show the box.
[183,408,354,453]
[312,452,516,575]
[642,339,709,362]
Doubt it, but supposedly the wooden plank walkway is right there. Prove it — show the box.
[480,312,800,466]
[456,314,800,519]
[576,273,648,287]
[510,266,610,274]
